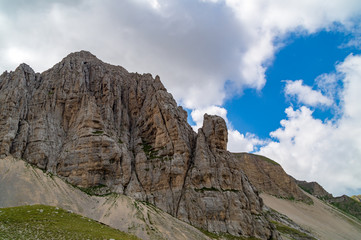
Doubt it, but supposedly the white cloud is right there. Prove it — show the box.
[228,130,266,153]
[284,80,333,107]
[191,106,228,131]
[1,0,361,109]
[258,54,361,196]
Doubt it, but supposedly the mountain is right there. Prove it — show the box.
[352,195,361,202]
[233,153,312,203]
[295,180,332,199]
[262,192,361,240]
[328,195,361,221]
[295,180,361,222]
[0,156,211,240]
[0,51,277,239]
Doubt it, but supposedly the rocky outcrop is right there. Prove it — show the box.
[0,51,277,239]
[328,195,361,221]
[295,180,361,221]
[0,156,211,240]
[178,115,275,238]
[296,180,332,199]
[234,153,312,203]
[352,195,361,203]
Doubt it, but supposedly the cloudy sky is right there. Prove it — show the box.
[1,0,361,196]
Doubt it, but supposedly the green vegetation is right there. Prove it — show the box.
[92,130,104,135]
[77,184,112,196]
[141,201,161,214]
[329,197,361,221]
[0,205,140,240]
[271,221,316,240]
[351,195,361,203]
[298,184,313,195]
[196,227,260,240]
[142,142,160,160]
[253,154,280,166]
[233,153,280,166]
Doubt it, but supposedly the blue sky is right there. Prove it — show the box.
[225,30,360,139]
[1,0,361,196]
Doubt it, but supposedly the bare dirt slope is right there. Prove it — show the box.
[261,192,361,240]
[0,156,209,240]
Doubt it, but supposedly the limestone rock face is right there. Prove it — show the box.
[177,115,276,238]
[296,180,333,199]
[202,114,228,151]
[234,153,312,203]
[0,51,277,239]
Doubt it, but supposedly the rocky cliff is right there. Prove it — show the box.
[328,195,361,221]
[295,180,361,222]
[352,195,361,202]
[233,153,312,203]
[0,51,277,239]
[296,180,333,199]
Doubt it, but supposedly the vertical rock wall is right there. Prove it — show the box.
[0,51,277,239]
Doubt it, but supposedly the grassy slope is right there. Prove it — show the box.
[0,205,140,240]
[352,195,361,203]
[232,153,280,166]
[329,197,361,221]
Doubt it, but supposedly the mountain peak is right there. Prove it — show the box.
[64,50,98,60]
[0,52,277,239]
[15,63,35,74]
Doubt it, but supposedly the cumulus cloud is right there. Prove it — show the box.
[228,130,266,153]
[191,106,228,131]
[258,54,361,196]
[1,0,361,109]
[284,80,333,107]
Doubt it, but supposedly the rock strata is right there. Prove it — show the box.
[0,51,277,239]
[296,180,332,199]
[234,153,312,203]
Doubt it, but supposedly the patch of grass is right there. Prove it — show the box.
[285,196,295,201]
[78,184,112,196]
[196,227,219,239]
[233,153,280,166]
[0,205,140,240]
[298,184,313,195]
[271,221,316,240]
[351,195,361,203]
[196,227,260,240]
[141,201,161,214]
[142,142,160,160]
[254,154,280,166]
[329,197,361,221]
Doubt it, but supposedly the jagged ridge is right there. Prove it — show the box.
[233,153,312,203]
[0,51,278,239]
